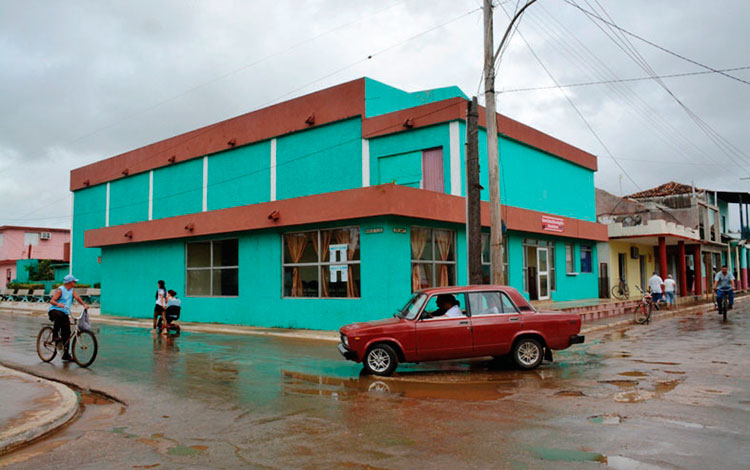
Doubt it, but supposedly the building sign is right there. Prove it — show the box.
[329,244,349,282]
[542,216,564,233]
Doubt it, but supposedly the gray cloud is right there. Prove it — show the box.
[1,0,748,229]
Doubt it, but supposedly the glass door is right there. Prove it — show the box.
[537,247,550,300]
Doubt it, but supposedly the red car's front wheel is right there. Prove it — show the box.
[363,344,398,376]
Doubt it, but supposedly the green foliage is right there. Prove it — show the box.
[25,259,55,281]
[6,282,45,291]
[51,283,91,289]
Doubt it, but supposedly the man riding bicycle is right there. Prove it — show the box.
[713,265,736,311]
[49,274,89,361]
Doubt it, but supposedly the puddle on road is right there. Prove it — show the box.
[588,414,624,424]
[599,379,639,389]
[618,371,649,377]
[528,446,606,463]
[654,380,681,394]
[554,390,586,397]
[632,360,681,366]
[615,390,655,403]
[662,370,685,375]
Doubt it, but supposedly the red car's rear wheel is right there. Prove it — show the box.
[512,338,543,370]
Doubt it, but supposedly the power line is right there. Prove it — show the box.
[561,0,750,87]
[499,66,750,93]
[497,3,641,190]
[2,6,481,225]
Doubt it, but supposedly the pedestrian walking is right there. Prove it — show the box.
[648,271,664,308]
[153,280,167,333]
[663,274,677,309]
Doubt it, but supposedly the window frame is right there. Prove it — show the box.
[467,290,520,317]
[565,243,576,274]
[185,238,239,297]
[411,226,457,291]
[480,233,508,285]
[281,226,361,299]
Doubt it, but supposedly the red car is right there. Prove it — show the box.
[338,285,584,376]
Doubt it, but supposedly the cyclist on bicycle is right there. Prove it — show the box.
[714,265,736,311]
[48,274,89,361]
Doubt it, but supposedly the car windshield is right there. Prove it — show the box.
[397,293,427,320]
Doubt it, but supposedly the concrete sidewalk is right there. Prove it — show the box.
[0,366,79,455]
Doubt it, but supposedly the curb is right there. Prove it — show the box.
[0,366,79,456]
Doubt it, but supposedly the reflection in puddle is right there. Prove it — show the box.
[588,414,623,424]
[618,371,649,377]
[599,379,639,389]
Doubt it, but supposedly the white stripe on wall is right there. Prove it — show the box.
[105,182,110,227]
[362,139,370,187]
[449,121,461,196]
[69,194,74,275]
[270,138,277,201]
[148,170,154,221]
[202,156,208,212]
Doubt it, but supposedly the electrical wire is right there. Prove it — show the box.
[3,6,482,224]
[497,2,641,191]
[499,66,750,93]
[561,0,750,87]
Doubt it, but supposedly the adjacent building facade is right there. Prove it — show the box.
[0,226,70,287]
[70,78,606,329]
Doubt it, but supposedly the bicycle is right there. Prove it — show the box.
[716,286,732,322]
[633,285,655,324]
[36,309,98,368]
[611,278,630,300]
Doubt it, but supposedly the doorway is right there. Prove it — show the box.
[639,255,646,290]
[537,247,550,300]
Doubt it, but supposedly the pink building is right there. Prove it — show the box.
[0,226,70,287]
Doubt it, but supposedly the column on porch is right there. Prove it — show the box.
[658,236,668,279]
[742,246,748,291]
[693,244,702,295]
[678,241,687,296]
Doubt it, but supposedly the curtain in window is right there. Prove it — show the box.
[287,234,308,297]
[336,228,359,297]
[316,230,333,297]
[411,228,428,291]
[435,229,453,287]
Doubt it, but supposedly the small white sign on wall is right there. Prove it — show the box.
[330,265,348,283]
[329,244,348,263]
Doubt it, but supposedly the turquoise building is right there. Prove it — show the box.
[70,78,607,330]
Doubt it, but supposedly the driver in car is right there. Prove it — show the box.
[436,294,463,317]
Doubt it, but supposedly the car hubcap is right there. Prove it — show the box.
[367,349,390,373]
[517,342,539,366]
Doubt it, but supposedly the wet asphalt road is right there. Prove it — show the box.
[0,305,749,470]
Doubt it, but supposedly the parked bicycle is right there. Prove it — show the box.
[36,309,98,367]
[611,278,630,300]
[633,285,655,324]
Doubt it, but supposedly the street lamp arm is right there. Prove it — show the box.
[492,0,538,65]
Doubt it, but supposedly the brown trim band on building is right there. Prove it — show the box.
[362,99,598,172]
[84,184,607,248]
[69,79,367,191]
[0,226,71,233]
[609,234,702,242]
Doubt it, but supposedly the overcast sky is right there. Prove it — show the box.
[1,0,749,230]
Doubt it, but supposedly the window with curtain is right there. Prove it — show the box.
[283,227,360,298]
[565,243,575,272]
[580,245,593,273]
[411,227,456,291]
[186,239,239,296]
[480,233,508,285]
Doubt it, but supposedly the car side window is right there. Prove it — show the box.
[468,292,504,315]
[499,292,519,313]
[468,292,519,315]
[422,293,467,319]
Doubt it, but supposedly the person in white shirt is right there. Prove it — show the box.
[435,294,464,318]
[663,274,677,309]
[648,272,664,306]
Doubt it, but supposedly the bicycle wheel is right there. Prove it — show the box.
[722,298,728,322]
[36,326,57,362]
[634,303,649,324]
[611,284,626,300]
[71,330,98,368]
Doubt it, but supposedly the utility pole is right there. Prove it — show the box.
[483,0,504,285]
[465,97,482,285]
[483,0,537,285]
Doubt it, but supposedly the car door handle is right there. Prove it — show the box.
[459,321,469,325]
[509,317,519,322]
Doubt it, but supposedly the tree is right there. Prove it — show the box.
[26,259,55,281]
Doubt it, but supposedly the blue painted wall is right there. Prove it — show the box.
[72,184,106,285]
[109,172,149,226]
[365,78,468,117]
[153,158,203,219]
[208,140,271,210]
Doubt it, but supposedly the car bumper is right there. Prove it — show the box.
[570,334,585,345]
[338,343,358,361]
